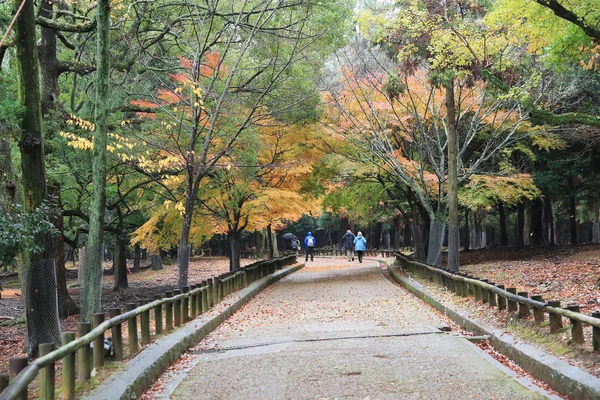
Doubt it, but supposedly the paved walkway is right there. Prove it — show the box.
[146,259,549,399]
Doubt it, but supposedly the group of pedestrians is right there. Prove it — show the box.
[342,229,366,263]
[301,230,366,263]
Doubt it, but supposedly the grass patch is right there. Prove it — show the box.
[507,321,571,357]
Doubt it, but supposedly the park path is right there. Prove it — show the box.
[144,258,550,399]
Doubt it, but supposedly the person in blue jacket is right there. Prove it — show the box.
[304,232,316,262]
[353,231,367,263]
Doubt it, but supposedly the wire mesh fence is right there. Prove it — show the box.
[19,258,61,355]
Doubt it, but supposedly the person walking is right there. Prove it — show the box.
[342,229,355,261]
[304,232,316,262]
[353,231,367,263]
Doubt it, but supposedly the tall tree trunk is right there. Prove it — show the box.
[373,222,383,249]
[151,252,163,271]
[39,0,59,116]
[82,0,111,322]
[498,202,508,246]
[267,224,274,259]
[229,231,241,271]
[15,0,60,355]
[545,198,555,245]
[49,182,79,319]
[445,80,459,271]
[568,178,578,245]
[178,199,193,288]
[473,210,481,249]
[427,207,446,266]
[517,202,525,249]
[133,243,141,272]
[271,229,279,257]
[0,127,18,208]
[463,208,470,251]
[530,198,545,246]
[113,234,128,290]
[393,214,403,249]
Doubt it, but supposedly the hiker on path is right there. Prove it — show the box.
[353,232,366,263]
[291,235,300,255]
[304,232,316,262]
[342,229,355,261]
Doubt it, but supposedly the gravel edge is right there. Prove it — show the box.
[388,264,600,400]
[87,263,305,400]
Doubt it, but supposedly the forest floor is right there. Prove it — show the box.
[0,256,260,374]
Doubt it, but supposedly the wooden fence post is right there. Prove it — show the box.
[592,311,600,352]
[173,289,182,327]
[548,300,563,333]
[531,295,545,323]
[496,284,506,310]
[108,308,123,361]
[182,286,190,322]
[488,283,497,306]
[9,356,28,400]
[154,295,163,335]
[61,332,76,400]
[127,303,140,355]
[190,285,197,318]
[506,288,518,312]
[567,304,584,344]
[0,373,9,394]
[92,313,105,368]
[480,280,490,303]
[77,322,91,382]
[164,291,173,331]
[517,292,530,318]
[39,343,56,400]
[140,302,151,346]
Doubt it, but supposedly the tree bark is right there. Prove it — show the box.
[151,253,163,271]
[517,202,525,249]
[446,80,459,272]
[267,224,274,259]
[39,0,59,116]
[177,200,193,287]
[133,243,141,272]
[229,231,241,271]
[545,198,555,245]
[463,208,470,251]
[373,222,383,249]
[15,0,60,355]
[338,216,349,249]
[530,198,545,246]
[49,182,79,319]
[568,178,578,245]
[113,235,128,290]
[498,202,508,246]
[427,208,446,266]
[82,0,111,322]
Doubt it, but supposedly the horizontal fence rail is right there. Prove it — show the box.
[394,253,600,349]
[311,249,396,257]
[0,253,298,400]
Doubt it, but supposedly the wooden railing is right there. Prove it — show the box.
[0,253,298,400]
[311,249,396,257]
[395,253,600,350]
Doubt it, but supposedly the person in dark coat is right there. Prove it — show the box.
[342,229,355,261]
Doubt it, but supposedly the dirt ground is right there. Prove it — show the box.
[0,256,260,374]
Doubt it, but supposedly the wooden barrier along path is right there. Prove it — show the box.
[0,254,297,400]
[394,252,600,350]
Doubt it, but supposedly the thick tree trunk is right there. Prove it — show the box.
[393,214,403,249]
[373,222,383,249]
[113,235,128,290]
[426,207,446,266]
[133,243,141,272]
[545,198,555,245]
[517,202,525,249]
[82,0,110,322]
[267,224,274,259]
[39,0,59,116]
[177,198,193,287]
[530,198,545,246]
[151,253,163,271]
[15,0,60,355]
[463,208,470,251]
[446,80,459,272]
[229,231,241,271]
[0,129,18,208]
[498,202,508,246]
[271,229,279,257]
[49,182,79,319]
[568,178,578,245]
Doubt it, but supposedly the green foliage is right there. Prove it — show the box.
[0,203,58,266]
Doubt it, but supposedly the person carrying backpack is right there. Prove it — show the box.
[304,232,316,262]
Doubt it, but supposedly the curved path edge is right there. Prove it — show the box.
[87,263,305,400]
[388,263,600,400]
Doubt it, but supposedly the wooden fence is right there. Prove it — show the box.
[395,253,600,350]
[0,254,298,400]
